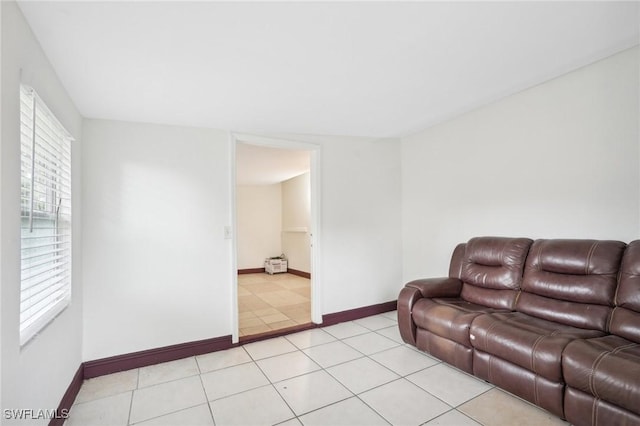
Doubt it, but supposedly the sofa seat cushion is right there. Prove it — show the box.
[412,297,506,347]
[470,312,604,381]
[563,335,640,417]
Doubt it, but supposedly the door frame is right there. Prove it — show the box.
[229,132,322,343]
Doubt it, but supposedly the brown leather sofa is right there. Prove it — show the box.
[398,237,640,426]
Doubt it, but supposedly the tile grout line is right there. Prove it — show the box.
[126,388,135,425]
[197,367,218,426]
[128,368,139,424]
[319,352,395,425]
[295,332,405,425]
[68,324,402,419]
[69,312,561,426]
[248,350,300,421]
[309,333,460,426]
[247,331,370,422]
[238,273,311,337]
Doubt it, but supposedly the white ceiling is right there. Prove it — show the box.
[18,1,640,138]
[236,143,310,186]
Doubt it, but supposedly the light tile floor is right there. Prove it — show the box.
[66,311,569,426]
[238,273,311,337]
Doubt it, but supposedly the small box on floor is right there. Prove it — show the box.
[265,257,287,274]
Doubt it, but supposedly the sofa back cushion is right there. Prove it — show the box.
[611,240,640,343]
[448,243,466,279]
[518,239,625,331]
[460,237,533,309]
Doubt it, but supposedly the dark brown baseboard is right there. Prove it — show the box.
[238,268,265,274]
[322,300,397,326]
[83,335,233,379]
[237,268,310,278]
[53,299,397,424]
[240,300,398,341]
[287,268,311,279]
[49,365,84,426]
[239,322,317,344]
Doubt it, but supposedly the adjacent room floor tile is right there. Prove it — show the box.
[244,336,298,360]
[253,307,281,317]
[360,379,451,425]
[302,341,363,368]
[407,364,492,406]
[342,332,399,355]
[195,347,252,373]
[239,316,265,328]
[297,397,388,426]
[327,357,399,394]
[237,286,252,296]
[75,369,139,404]
[257,351,321,383]
[138,357,199,388]
[257,290,309,307]
[240,324,272,336]
[210,385,294,426]
[370,345,439,376]
[261,313,291,324]
[200,362,269,401]
[129,376,207,424]
[285,329,336,349]
[132,404,214,425]
[459,388,569,426]
[425,409,482,425]
[66,391,132,426]
[269,319,299,329]
[322,321,370,339]
[274,370,353,416]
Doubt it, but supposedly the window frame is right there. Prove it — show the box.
[19,84,74,346]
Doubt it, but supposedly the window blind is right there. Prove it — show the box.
[20,85,73,345]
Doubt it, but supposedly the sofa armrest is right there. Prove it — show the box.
[398,287,421,345]
[405,277,463,298]
[398,277,463,346]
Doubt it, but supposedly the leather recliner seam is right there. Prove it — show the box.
[488,353,494,383]
[585,241,599,276]
[588,342,638,400]
[588,351,609,398]
[513,290,522,309]
[530,334,546,373]
[483,318,505,352]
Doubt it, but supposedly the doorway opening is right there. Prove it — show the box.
[231,134,321,342]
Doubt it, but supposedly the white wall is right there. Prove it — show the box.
[82,126,402,359]
[237,184,282,269]
[275,135,403,314]
[1,2,83,423]
[0,0,4,412]
[402,46,640,282]
[282,172,311,273]
[81,119,231,360]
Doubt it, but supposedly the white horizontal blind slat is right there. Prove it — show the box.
[21,247,70,262]
[19,84,73,346]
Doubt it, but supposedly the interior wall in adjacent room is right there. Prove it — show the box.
[281,172,311,274]
[401,46,640,282]
[275,134,403,314]
[236,184,282,270]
